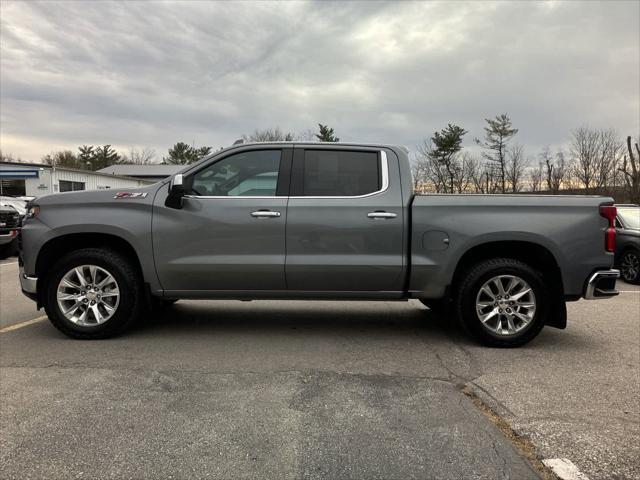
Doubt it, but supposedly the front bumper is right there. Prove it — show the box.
[19,265,38,297]
[584,269,619,299]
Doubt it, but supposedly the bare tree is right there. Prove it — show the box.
[619,135,640,204]
[506,144,527,192]
[415,140,447,192]
[571,127,599,190]
[296,128,317,141]
[571,127,623,193]
[410,154,431,192]
[0,150,22,163]
[121,147,156,165]
[540,146,554,192]
[469,158,494,194]
[539,146,568,193]
[242,127,295,142]
[42,150,79,168]
[528,162,544,192]
[550,151,568,193]
[451,152,476,193]
[596,129,624,194]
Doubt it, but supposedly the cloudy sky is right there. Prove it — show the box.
[1,0,638,162]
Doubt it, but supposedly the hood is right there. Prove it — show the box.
[34,182,162,207]
[619,228,640,238]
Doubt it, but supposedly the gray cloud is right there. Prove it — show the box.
[1,0,638,161]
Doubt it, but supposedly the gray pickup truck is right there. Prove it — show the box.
[19,142,620,347]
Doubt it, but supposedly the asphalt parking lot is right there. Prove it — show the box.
[1,256,639,480]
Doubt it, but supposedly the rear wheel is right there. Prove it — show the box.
[44,248,144,339]
[620,249,640,284]
[455,258,549,347]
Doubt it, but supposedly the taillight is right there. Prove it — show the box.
[599,205,616,252]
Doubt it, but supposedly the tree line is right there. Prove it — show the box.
[0,123,340,169]
[1,119,637,203]
[412,114,639,204]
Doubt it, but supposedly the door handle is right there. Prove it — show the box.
[250,210,281,218]
[367,211,397,219]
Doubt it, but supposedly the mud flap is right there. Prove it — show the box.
[546,296,567,329]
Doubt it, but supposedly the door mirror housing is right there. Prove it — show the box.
[166,173,185,209]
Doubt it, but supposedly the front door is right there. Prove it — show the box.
[153,147,292,293]
[285,146,404,292]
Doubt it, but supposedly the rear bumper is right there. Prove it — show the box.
[584,269,619,300]
[0,229,19,244]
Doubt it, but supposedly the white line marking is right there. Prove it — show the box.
[618,290,640,293]
[0,261,18,267]
[543,458,590,480]
[0,315,48,334]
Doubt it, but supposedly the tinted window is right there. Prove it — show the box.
[302,150,380,196]
[190,150,281,197]
[59,180,85,192]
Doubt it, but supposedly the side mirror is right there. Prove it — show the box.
[165,174,185,209]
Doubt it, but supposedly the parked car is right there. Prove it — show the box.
[0,196,27,219]
[0,204,21,258]
[615,204,640,284]
[18,142,619,346]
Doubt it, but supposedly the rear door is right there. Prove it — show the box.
[285,146,404,293]
[153,146,292,293]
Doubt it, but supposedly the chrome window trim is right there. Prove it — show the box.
[184,150,389,200]
[184,195,283,200]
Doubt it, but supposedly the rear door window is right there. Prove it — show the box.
[300,150,381,197]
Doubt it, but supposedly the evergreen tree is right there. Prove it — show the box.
[428,124,467,193]
[475,114,518,193]
[77,145,95,169]
[90,145,121,170]
[163,142,212,165]
[315,124,339,142]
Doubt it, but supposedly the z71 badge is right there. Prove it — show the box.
[114,192,148,199]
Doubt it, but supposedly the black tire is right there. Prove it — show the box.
[454,258,549,348]
[43,248,144,339]
[619,249,640,285]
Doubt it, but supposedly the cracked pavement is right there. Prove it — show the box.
[1,259,639,479]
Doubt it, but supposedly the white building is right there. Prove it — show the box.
[97,164,182,183]
[0,162,153,197]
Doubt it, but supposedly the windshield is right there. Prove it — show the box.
[618,207,640,230]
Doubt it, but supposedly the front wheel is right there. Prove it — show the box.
[620,249,640,284]
[455,258,549,347]
[43,248,144,339]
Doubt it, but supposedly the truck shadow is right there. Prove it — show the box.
[125,299,595,351]
[130,300,469,343]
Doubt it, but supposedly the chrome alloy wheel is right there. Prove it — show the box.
[56,265,120,326]
[475,275,536,336]
[621,251,639,282]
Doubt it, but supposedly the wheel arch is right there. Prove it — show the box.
[451,240,566,329]
[35,232,144,304]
